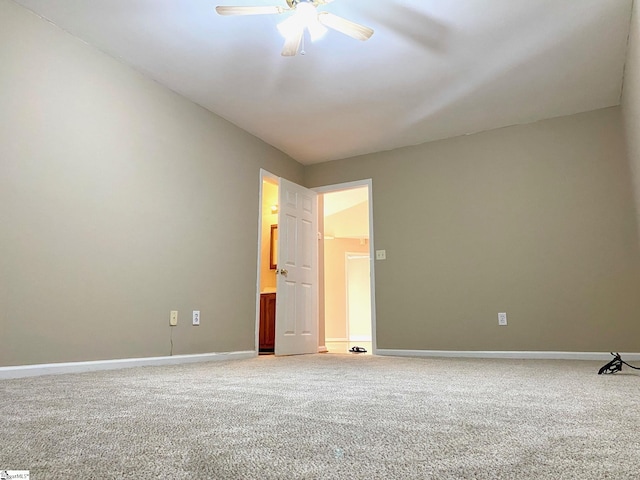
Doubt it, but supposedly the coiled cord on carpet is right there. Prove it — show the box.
[598,352,640,374]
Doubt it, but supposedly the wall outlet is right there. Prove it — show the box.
[376,250,386,260]
[193,310,200,326]
[498,312,507,326]
[170,310,178,326]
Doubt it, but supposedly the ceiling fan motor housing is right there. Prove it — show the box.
[286,0,321,8]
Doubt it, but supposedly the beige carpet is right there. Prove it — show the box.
[1,354,639,479]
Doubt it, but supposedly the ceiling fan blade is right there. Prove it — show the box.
[318,12,373,41]
[281,28,303,56]
[215,5,285,16]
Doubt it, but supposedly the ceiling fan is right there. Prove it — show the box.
[215,0,374,56]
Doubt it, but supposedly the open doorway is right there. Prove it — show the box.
[319,183,374,355]
[256,172,374,357]
[257,175,278,354]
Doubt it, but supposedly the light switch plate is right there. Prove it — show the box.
[170,311,178,326]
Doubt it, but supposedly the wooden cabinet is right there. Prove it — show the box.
[259,292,276,352]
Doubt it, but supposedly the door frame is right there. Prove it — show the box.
[313,179,377,355]
[255,172,377,356]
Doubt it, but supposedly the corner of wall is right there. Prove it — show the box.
[622,0,640,243]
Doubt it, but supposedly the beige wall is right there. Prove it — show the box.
[623,0,640,237]
[0,0,303,366]
[307,107,640,352]
[4,0,640,367]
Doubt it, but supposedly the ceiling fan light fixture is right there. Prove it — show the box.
[306,19,328,42]
[216,0,373,56]
[277,1,327,42]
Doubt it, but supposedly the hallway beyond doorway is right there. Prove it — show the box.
[325,341,372,356]
[322,185,372,350]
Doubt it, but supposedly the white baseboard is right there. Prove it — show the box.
[375,349,640,361]
[0,350,256,380]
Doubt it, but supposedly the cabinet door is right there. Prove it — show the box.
[259,293,276,352]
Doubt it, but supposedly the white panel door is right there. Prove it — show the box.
[275,178,318,355]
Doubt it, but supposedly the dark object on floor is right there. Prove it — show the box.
[350,346,367,353]
[598,352,640,374]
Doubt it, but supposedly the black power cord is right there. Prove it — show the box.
[598,352,640,374]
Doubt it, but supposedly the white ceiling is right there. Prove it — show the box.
[15,0,633,165]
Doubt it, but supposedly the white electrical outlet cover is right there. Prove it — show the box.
[170,311,178,326]
[498,312,507,326]
[193,310,200,326]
